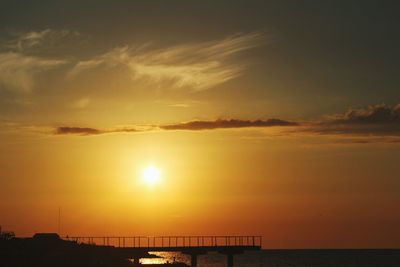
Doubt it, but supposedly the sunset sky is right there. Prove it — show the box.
[1,1,400,248]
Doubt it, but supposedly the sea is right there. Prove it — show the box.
[142,250,400,267]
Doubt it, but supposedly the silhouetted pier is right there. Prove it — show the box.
[63,235,262,267]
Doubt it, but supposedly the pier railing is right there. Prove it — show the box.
[63,235,262,248]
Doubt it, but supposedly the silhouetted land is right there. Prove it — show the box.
[0,233,189,267]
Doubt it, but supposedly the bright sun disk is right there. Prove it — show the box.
[141,166,161,186]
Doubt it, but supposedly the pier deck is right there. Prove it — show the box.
[63,235,262,267]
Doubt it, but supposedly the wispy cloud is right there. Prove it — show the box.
[0,29,79,93]
[68,97,91,109]
[167,103,190,108]
[69,32,267,91]
[1,30,264,93]
[6,29,82,53]
[0,52,66,92]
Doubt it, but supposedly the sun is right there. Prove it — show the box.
[141,165,161,186]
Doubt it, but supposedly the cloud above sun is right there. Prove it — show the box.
[0,29,81,93]
[1,29,399,145]
[54,118,297,135]
[68,32,266,91]
[0,52,66,92]
[52,103,400,144]
[5,29,83,53]
[160,118,298,130]
[0,29,266,94]
[305,103,400,136]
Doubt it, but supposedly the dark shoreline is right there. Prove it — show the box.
[0,235,189,267]
[2,233,399,267]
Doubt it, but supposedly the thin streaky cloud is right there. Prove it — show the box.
[331,137,400,145]
[55,126,102,135]
[69,32,267,91]
[161,119,298,130]
[55,126,141,136]
[5,29,83,53]
[167,103,190,108]
[0,29,76,93]
[54,118,298,136]
[68,97,91,109]
[0,52,66,92]
[13,29,53,51]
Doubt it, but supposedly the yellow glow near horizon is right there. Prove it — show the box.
[141,165,161,186]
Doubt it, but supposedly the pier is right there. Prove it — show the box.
[63,235,262,267]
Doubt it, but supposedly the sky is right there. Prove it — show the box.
[0,0,400,248]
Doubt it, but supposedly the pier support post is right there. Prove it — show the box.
[226,253,234,267]
[219,249,243,267]
[182,250,207,267]
[191,254,198,267]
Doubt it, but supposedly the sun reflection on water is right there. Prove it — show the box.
[140,258,167,264]
[137,252,188,265]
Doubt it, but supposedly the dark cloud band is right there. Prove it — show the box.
[55,127,102,135]
[54,104,400,144]
[161,119,298,130]
[54,118,298,135]
[308,104,400,136]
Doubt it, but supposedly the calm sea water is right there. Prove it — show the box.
[143,250,400,267]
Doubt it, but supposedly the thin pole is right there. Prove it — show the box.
[58,207,61,235]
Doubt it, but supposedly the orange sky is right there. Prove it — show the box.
[1,1,400,248]
[1,128,400,248]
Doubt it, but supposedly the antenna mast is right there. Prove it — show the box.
[58,207,61,235]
